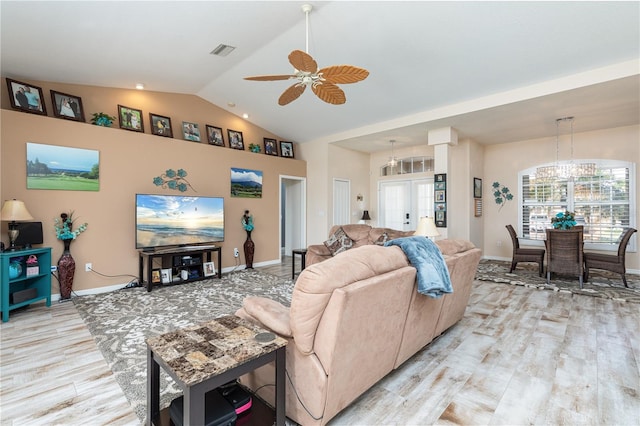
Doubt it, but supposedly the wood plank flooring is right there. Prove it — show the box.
[1,257,638,425]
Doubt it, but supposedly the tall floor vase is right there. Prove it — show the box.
[58,239,76,300]
[244,230,255,269]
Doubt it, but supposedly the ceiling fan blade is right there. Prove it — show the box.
[312,82,346,105]
[288,50,318,73]
[319,65,370,84]
[244,75,294,81]
[278,84,306,106]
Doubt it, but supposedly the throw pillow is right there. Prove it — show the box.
[374,232,389,245]
[323,226,353,256]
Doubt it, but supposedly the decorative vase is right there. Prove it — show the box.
[244,230,255,269]
[58,239,76,300]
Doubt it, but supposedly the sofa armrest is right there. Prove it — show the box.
[306,244,332,266]
[237,296,292,338]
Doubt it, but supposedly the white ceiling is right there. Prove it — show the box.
[1,1,639,153]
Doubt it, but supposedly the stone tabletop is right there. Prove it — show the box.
[146,315,287,387]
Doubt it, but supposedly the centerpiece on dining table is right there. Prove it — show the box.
[551,211,577,230]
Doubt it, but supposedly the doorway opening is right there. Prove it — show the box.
[280,175,306,259]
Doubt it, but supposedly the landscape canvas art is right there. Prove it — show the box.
[230,167,262,198]
[26,142,100,191]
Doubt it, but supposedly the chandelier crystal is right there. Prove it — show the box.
[535,117,596,181]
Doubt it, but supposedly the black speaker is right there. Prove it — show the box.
[15,222,44,248]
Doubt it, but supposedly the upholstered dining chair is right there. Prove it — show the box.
[584,227,637,287]
[506,224,545,277]
[545,227,584,288]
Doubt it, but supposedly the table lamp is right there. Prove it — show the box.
[358,210,372,224]
[1,199,34,251]
[415,216,440,240]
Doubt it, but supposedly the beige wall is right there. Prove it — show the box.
[483,124,639,271]
[1,79,306,295]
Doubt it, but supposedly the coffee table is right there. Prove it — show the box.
[146,315,287,425]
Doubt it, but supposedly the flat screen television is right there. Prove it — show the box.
[135,194,224,250]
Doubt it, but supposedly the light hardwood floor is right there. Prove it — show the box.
[1,257,638,425]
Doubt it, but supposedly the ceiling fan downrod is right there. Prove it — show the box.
[302,4,312,54]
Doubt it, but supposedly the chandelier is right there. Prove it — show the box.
[536,117,596,181]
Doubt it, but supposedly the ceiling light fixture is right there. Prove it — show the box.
[387,140,398,168]
[135,83,145,90]
[242,113,249,119]
[210,44,236,57]
[536,117,596,181]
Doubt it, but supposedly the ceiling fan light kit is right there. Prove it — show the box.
[244,4,369,106]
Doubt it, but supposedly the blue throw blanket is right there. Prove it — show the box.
[385,236,452,298]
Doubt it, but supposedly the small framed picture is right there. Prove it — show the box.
[435,190,446,203]
[474,177,482,198]
[264,138,278,156]
[474,198,483,217]
[150,113,172,137]
[6,78,47,115]
[118,105,144,132]
[182,121,201,142]
[206,125,225,146]
[160,268,172,284]
[280,141,294,158]
[228,129,244,150]
[50,90,85,122]
[203,261,216,277]
[435,173,446,183]
[435,182,446,190]
[151,269,161,284]
[436,211,447,227]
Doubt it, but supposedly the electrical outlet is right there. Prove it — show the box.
[234,248,239,258]
[85,263,92,272]
[50,265,58,272]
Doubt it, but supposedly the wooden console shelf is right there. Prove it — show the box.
[139,246,222,292]
[1,247,52,322]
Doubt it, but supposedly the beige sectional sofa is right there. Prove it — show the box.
[306,223,415,266]
[236,238,482,426]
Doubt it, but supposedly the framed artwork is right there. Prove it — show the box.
[435,190,446,203]
[118,105,144,132]
[474,177,482,198]
[435,174,445,182]
[151,269,161,284]
[149,113,172,137]
[228,129,244,150]
[436,211,447,227]
[26,142,100,191]
[50,90,85,122]
[182,121,200,142]
[474,198,483,217]
[203,262,216,277]
[264,138,278,156]
[231,167,263,198]
[435,182,446,190]
[434,173,447,227]
[160,268,172,284]
[6,78,47,115]
[280,141,294,158]
[206,125,225,146]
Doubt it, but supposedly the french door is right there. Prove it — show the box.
[378,179,433,231]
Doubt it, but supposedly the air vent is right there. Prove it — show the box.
[210,44,236,57]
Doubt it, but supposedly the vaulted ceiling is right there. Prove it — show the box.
[2,1,638,153]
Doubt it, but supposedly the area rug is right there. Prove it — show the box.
[73,269,294,423]
[476,259,640,303]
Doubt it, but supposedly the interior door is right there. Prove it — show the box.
[333,178,350,226]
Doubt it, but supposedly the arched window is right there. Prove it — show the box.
[518,160,636,251]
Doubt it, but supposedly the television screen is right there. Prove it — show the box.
[136,194,224,250]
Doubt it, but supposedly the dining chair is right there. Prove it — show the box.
[545,227,584,288]
[584,227,637,287]
[505,224,545,277]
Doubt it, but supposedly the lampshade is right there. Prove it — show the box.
[415,216,440,238]
[361,210,371,221]
[1,199,34,222]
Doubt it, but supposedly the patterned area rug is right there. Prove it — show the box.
[73,269,294,423]
[476,259,640,303]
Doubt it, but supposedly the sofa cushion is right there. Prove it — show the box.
[435,239,476,256]
[323,226,353,255]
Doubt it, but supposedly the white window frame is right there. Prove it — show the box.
[518,159,636,252]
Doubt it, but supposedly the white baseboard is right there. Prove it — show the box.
[480,255,640,276]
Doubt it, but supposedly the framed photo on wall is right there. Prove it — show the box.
[280,141,294,158]
[228,129,244,150]
[182,121,200,142]
[474,177,482,198]
[264,138,278,156]
[118,105,144,132]
[50,90,85,122]
[150,113,172,137]
[206,125,225,146]
[6,78,47,115]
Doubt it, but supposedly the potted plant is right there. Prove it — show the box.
[248,143,261,153]
[91,112,116,127]
[551,211,577,229]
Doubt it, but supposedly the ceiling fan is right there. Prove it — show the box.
[244,4,369,106]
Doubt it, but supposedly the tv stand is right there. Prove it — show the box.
[139,246,222,292]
